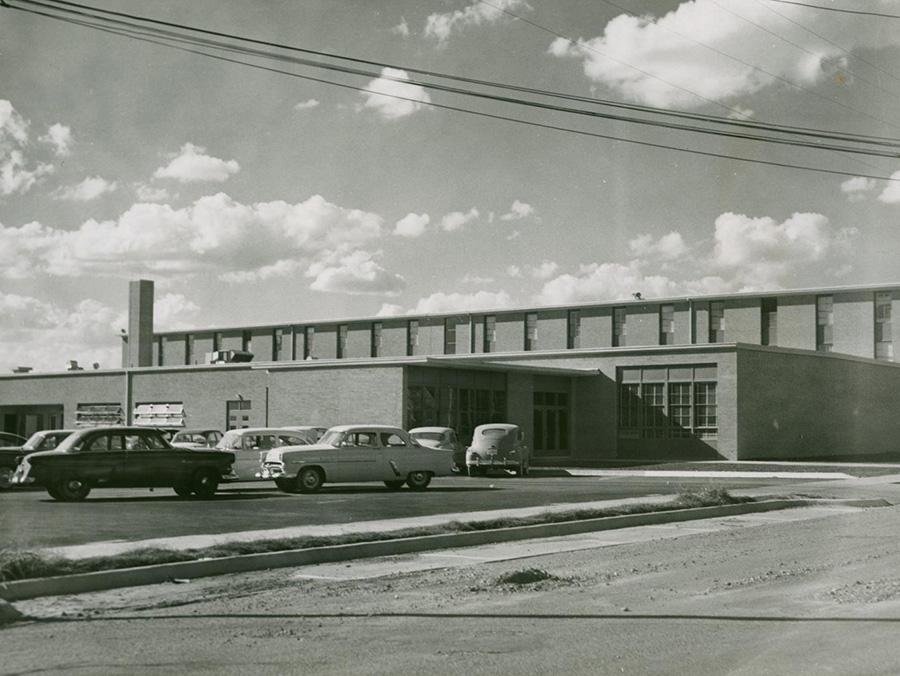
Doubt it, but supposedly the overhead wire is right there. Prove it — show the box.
[14,0,900,149]
[707,0,900,133]
[4,0,899,182]
[764,0,900,20]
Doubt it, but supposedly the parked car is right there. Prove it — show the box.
[170,428,223,449]
[0,431,26,446]
[281,426,328,442]
[10,426,235,501]
[466,423,530,477]
[215,427,316,481]
[259,424,453,493]
[0,429,75,489]
[409,426,466,472]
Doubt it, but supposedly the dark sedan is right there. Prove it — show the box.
[11,426,236,501]
[0,429,76,489]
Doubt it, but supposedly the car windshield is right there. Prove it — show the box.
[479,428,514,439]
[318,430,345,447]
[22,432,46,450]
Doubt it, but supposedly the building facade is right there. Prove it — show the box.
[2,282,899,463]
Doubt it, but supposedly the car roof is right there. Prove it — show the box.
[174,428,221,434]
[474,423,519,431]
[327,424,406,433]
[222,427,313,435]
[409,427,454,433]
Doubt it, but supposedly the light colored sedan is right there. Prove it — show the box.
[409,426,465,472]
[215,427,315,481]
[466,423,530,477]
[260,424,453,493]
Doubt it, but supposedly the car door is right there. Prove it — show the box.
[235,433,277,480]
[74,432,127,486]
[378,431,416,481]
[325,431,381,483]
[119,431,178,487]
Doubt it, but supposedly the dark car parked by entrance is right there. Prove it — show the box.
[10,426,235,501]
[0,429,75,489]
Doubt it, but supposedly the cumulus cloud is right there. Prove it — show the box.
[39,123,72,156]
[506,265,522,278]
[547,0,900,107]
[0,102,54,196]
[0,192,397,294]
[294,98,320,111]
[535,211,858,304]
[379,290,515,317]
[425,0,530,44]
[394,212,430,238]
[135,183,171,202]
[530,260,559,280]
[628,231,689,260]
[0,291,198,372]
[55,176,118,202]
[506,230,521,241]
[440,207,479,231]
[461,274,495,284]
[307,250,405,295]
[499,200,535,221]
[877,170,900,204]
[360,67,431,120]
[153,143,240,183]
[840,176,877,202]
[392,17,410,37]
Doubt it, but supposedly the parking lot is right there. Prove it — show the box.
[0,473,812,550]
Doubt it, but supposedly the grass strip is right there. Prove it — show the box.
[0,487,750,583]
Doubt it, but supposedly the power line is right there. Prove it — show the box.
[764,0,900,19]
[15,0,899,149]
[6,0,899,182]
[708,0,900,133]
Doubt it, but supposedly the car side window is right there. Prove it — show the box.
[380,433,406,447]
[344,432,377,447]
[124,435,148,450]
[207,431,222,444]
[278,435,306,446]
[143,433,168,450]
[84,435,110,452]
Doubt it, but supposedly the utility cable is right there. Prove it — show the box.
[765,0,900,20]
[9,0,898,183]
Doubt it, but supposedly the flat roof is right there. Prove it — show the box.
[151,281,900,337]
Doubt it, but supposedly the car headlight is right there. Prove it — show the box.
[469,452,480,461]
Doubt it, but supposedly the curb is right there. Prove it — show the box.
[0,498,888,603]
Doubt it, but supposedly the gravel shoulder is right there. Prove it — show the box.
[5,503,900,675]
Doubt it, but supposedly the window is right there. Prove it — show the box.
[617,366,718,439]
[337,324,348,358]
[185,333,194,365]
[157,337,165,366]
[761,298,777,346]
[241,330,252,353]
[304,327,315,359]
[483,315,496,353]
[444,319,457,355]
[659,304,675,345]
[874,292,893,361]
[816,295,833,352]
[709,302,725,343]
[213,332,223,352]
[567,310,580,349]
[226,399,252,430]
[533,391,570,453]
[525,312,538,351]
[613,307,626,347]
[273,328,284,361]
[371,322,382,358]
[407,320,419,356]
[380,432,406,447]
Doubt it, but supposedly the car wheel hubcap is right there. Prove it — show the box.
[303,473,317,487]
[67,479,82,491]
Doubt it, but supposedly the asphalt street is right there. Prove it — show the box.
[0,474,810,549]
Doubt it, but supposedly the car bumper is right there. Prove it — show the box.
[466,458,520,469]
[257,464,285,480]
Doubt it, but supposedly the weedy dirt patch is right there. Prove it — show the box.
[0,488,753,583]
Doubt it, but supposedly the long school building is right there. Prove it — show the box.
[2,281,899,463]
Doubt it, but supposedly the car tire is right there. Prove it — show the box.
[384,480,405,490]
[46,485,63,500]
[297,467,324,493]
[173,481,193,497]
[54,476,91,502]
[406,471,431,490]
[191,468,220,499]
[0,467,12,490]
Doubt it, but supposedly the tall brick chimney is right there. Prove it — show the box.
[126,279,154,368]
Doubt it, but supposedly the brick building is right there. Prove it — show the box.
[2,280,899,463]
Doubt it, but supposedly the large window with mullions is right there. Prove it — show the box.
[617,365,718,440]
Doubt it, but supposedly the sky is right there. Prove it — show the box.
[1,0,899,372]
